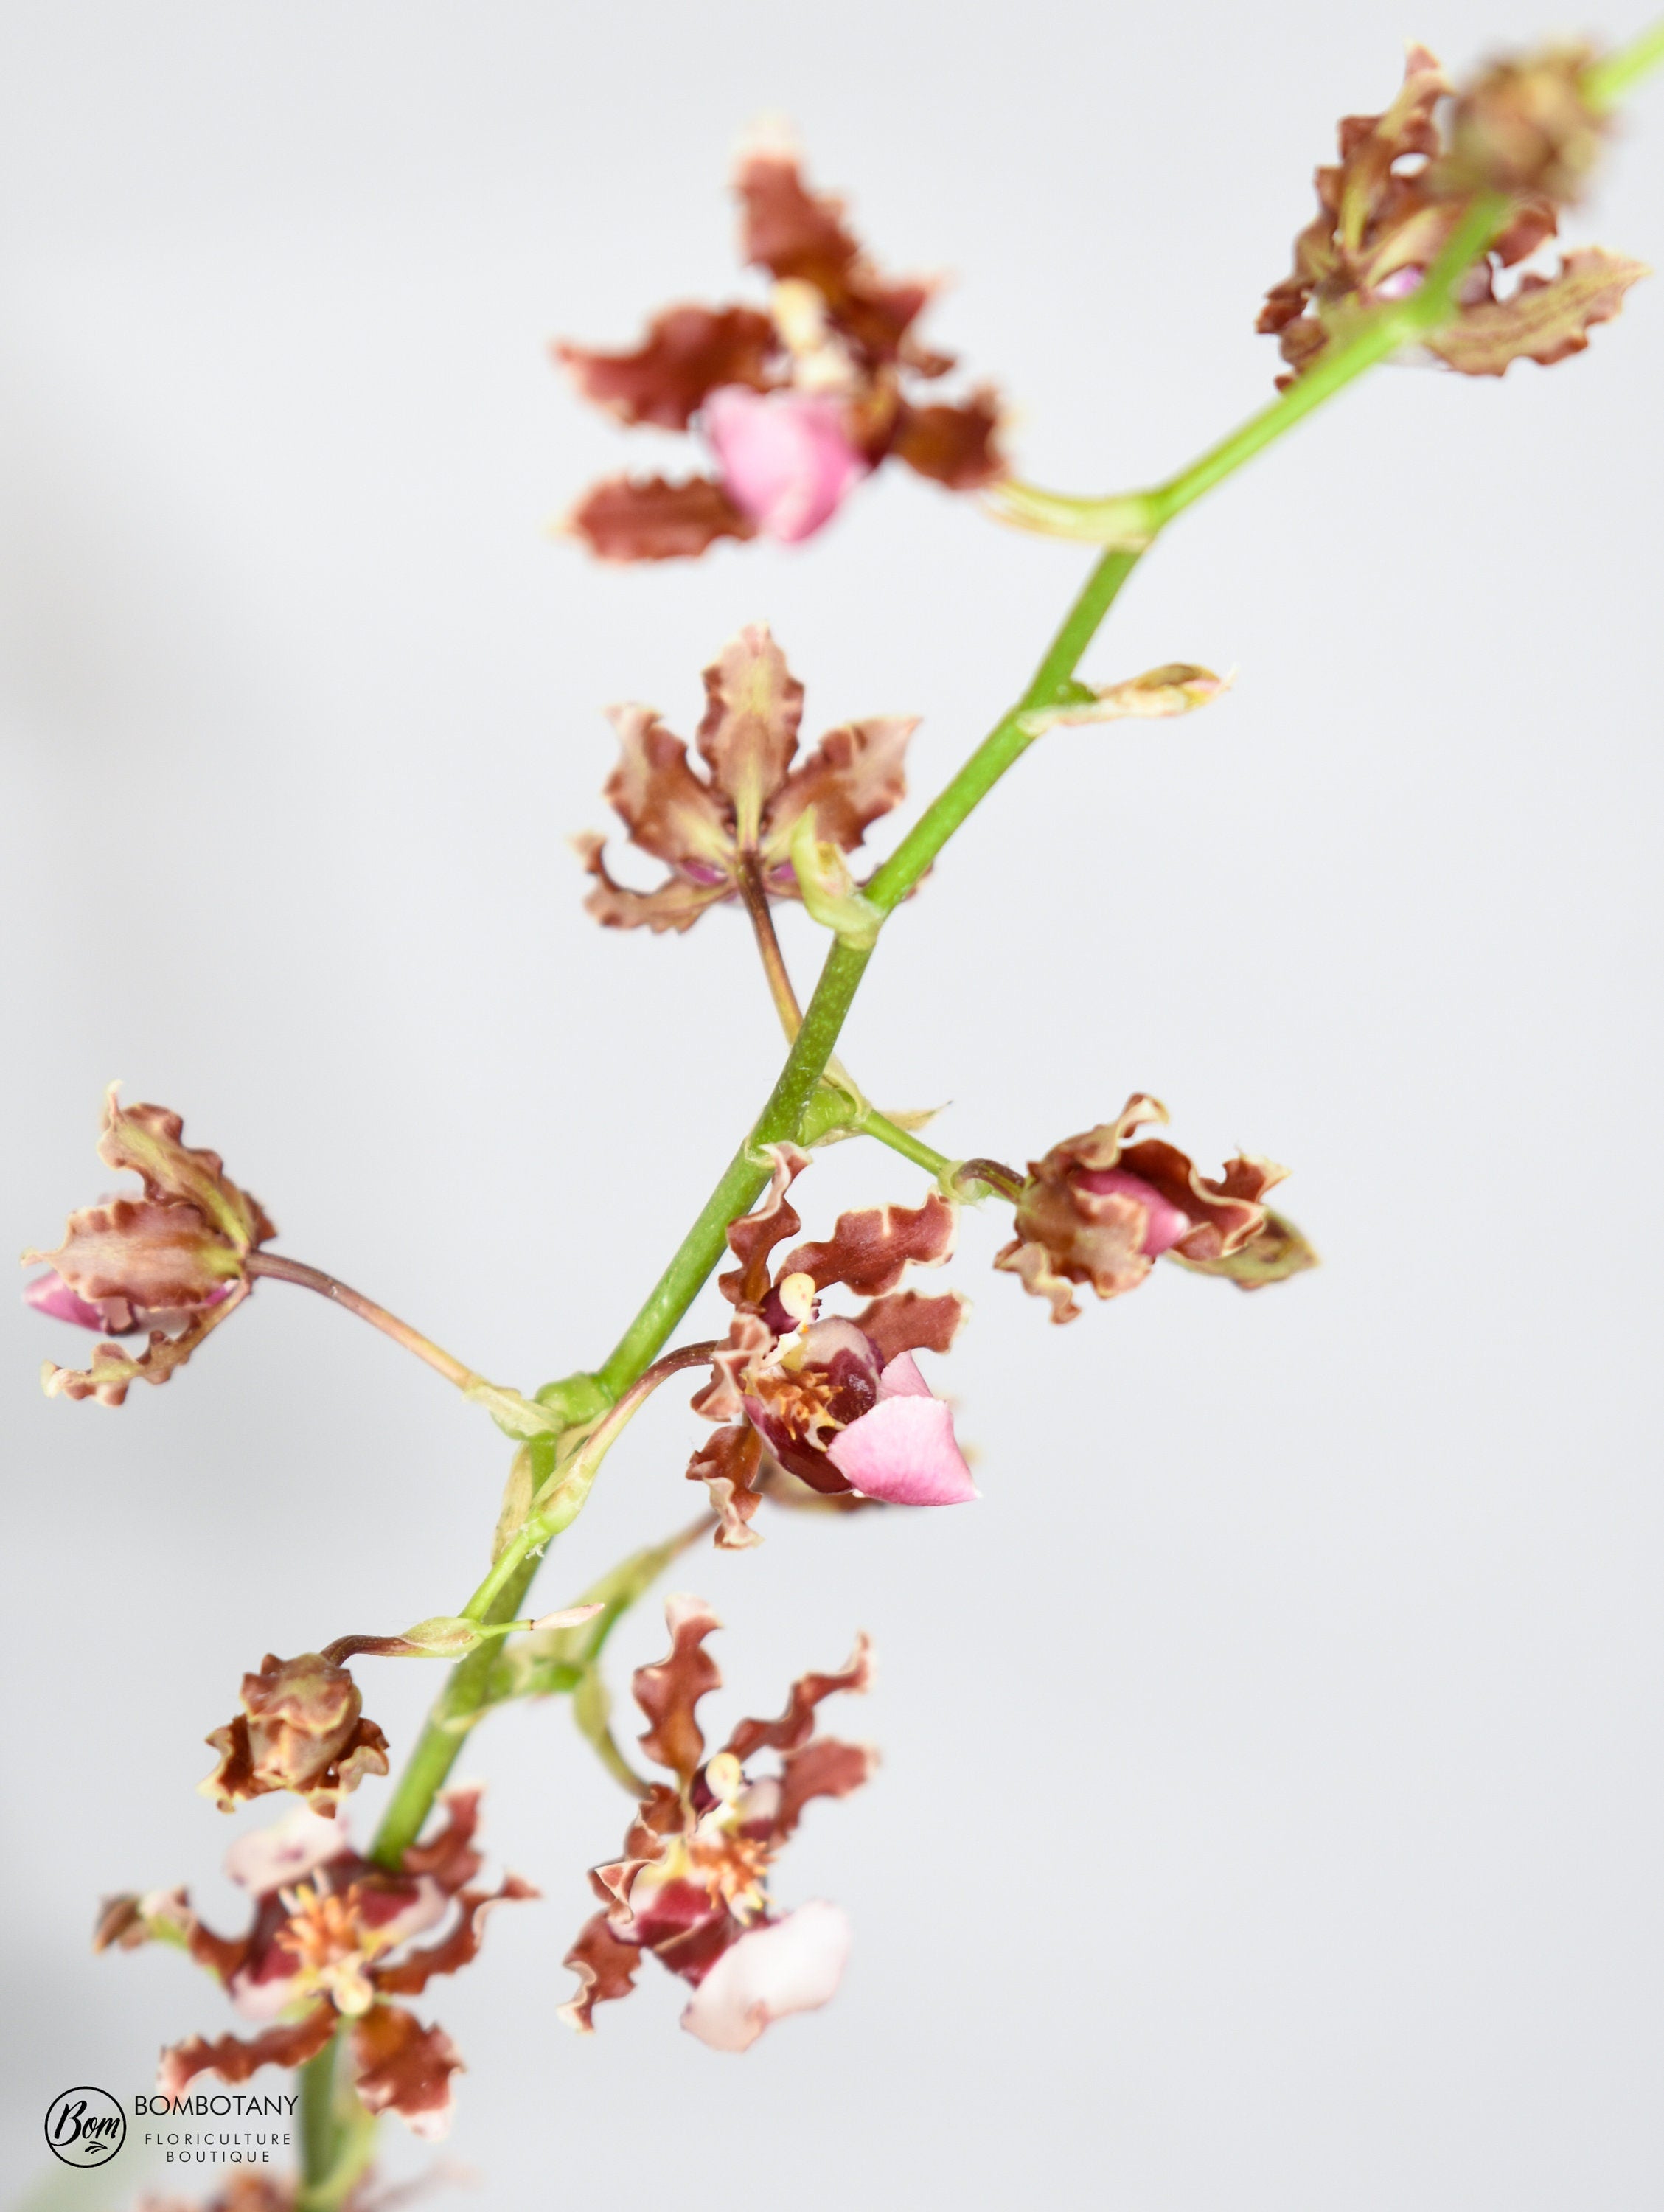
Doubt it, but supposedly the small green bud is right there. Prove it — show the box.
[1168,1208,1319,1290]
[789,809,883,950]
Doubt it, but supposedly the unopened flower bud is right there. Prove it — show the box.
[529,1603,606,1633]
[1447,46,1606,204]
[23,1086,274,1405]
[201,1652,389,1816]
[995,1095,1287,1323]
[788,809,883,949]
[1169,1207,1320,1291]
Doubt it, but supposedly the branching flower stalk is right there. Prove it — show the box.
[29,26,1664,2208]
[361,179,1550,1901]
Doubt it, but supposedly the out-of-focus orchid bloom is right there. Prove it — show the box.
[561,1596,873,2050]
[557,138,1004,560]
[97,1792,532,2141]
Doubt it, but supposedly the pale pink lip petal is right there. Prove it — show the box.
[1374,263,1425,299]
[1079,1165,1193,1257]
[229,1957,307,2024]
[23,1270,115,1331]
[826,1393,978,1506]
[874,1351,932,1400]
[22,1273,234,1333]
[703,386,868,543]
[224,1802,352,1898]
[400,2095,455,2144]
[680,1900,852,2053]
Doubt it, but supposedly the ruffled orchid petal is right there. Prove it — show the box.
[352,1873,450,1955]
[223,1803,352,1899]
[874,1349,931,1399]
[826,1390,978,1506]
[997,1094,1288,1322]
[679,1899,852,2052]
[703,386,868,543]
[23,1270,121,1330]
[1077,1165,1193,1257]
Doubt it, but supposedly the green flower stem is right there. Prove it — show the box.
[369,1343,714,1868]
[737,837,972,1183]
[370,1570,539,1868]
[864,549,1144,910]
[358,161,1580,1953]
[369,545,1226,1887]
[591,933,877,1399]
[296,2032,375,2211]
[361,552,1138,1869]
[856,1108,955,1177]
[457,1341,719,1625]
[297,2039,335,2186]
[991,193,1509,548]
[1585,16,1664,108]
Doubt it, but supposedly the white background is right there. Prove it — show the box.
[2,3,1661,2208]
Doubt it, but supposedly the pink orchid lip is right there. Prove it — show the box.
[224,1803,352,1899]
[702,385,869,543]
[23,1270,125,1332]
[1077,1165,1193,1258]
[23,1272,237,1335]
[824,1354,978,1506]
[679,1899,852,2052]
[874,1351,930,1400]
[229,1954,307,2024]
[1373,263,1426,299]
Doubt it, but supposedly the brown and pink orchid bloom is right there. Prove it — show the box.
[687,1144,975,1548]
[561,1595,874,2051]
[200,1652,391,1818]
[97,1792,532,2141]
[557,133,1005,560]
[995,1094,1295,1323]
[578,625,916,934]
[1259,45,1644,386]
[21,1086,274,1405]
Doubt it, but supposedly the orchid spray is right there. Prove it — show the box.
[22,28,1663,2211]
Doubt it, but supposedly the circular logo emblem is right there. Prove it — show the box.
[44,2087,126,2167]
